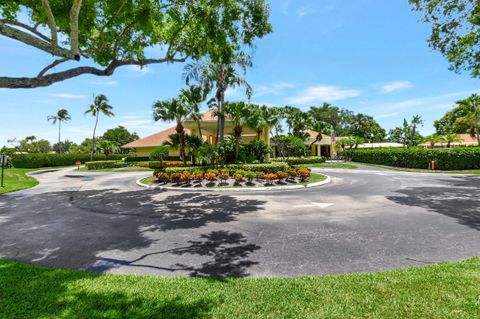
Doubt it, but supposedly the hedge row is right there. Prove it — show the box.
[10,153,125,168]
[163,162,289,175]
[271,156,326,165]
[346,147,480,170]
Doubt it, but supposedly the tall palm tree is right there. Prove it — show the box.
[179,85,207,139]
[153,98,192,164]
[424,134,444,148]
[183,54,253,144]
[457,94,480,145]
[222,101,251,162]
[410,115,423,143]
[47,109,71,145]
[308,121,332,148]
[248,105,281,140]
[85,94,114,161]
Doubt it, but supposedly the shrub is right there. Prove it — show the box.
[10,153,124,168]
[245,140,271,162]
[85,161,117,170]
[156,172,169,184]
[180,171,192,184]
[256,172,265,181]
[245,171,256,183]
[276,171,288,182]
[287,169,297,180]
[204,172,217,182]
[297,168,311,182]
[345,147,480,170]
[165,162,289,175]
[149,146,169,163]
[125,156,150,162]
[113,162,129,168]
[218,172,229,183]
[193,170,203,182]
[264,173,277,185]
[170,173,182,184]
[148,161,162,169]
[234,170,247,183]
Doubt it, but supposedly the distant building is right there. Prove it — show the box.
[420,134,479,148]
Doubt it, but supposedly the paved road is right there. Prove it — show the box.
[1,166,479,278]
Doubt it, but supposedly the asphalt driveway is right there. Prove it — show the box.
[0,166,479,277]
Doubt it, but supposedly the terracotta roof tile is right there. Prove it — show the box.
[122,127,190,148]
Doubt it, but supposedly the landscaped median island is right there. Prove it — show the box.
[1,257,480,318]
[137,159,329,190]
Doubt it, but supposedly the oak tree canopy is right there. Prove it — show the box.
[0,0,272,88]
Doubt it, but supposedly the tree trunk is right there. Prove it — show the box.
[234,127,242,162]
[476,127,480,146]
[218,64,226,143]
[90,113,99,161]
[197,120,203,140]
[176,122,186,165]
[58,120,61,144]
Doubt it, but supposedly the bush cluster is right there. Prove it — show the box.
[155,166,311,185]
[271,156,326,165]
[163,162,289,175]
[346,147,480,170]
[85,161,118,170]
[10,153,124,168]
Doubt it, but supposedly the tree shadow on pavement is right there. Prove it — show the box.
[0,188,265,277]
[386,175,480,231]
[90,230,260,278]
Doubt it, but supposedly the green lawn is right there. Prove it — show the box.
[1,258,479,318]
[0,168,39,195]
[357,163,480,174]
[297,162,358,169]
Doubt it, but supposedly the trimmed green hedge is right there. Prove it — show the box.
[85,161,118,170]
[164,162,289,175]
[347,147,480,170]
[271,156,326,165]
[10,153,125,168]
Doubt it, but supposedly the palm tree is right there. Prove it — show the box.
[248,105,282,140]
[47,109,71,145]
[153,98,192,164]
[85,94,114,161]
[410,115,423,143]
[223,101,251,162]
[424,134,443,148]
[457,94,480,146]
[97,139,119,160]
[183,54,252,144]
[180,85,207,139]
[441,133,463,148]
[308,121,332,148]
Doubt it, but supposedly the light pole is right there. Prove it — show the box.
[370,133,374,149]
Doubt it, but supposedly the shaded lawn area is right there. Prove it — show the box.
[140,173,327,188]
[1,258,479,318]
[0,168,39,195]
[297,162,358,169]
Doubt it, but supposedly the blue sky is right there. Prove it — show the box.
[1,0,479,147]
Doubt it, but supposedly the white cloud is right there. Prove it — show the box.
[91,80,118,86]
[48,93,87,99]
[254,81,296,97]
[381,81,413,93]
[297,6,311,17]
[374,112,400,120]
[365,90,480,116]
[288,85,362,104]
[127,65,152,76]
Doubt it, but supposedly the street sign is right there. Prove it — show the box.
[0,155,8,165]
[1,155,7,188]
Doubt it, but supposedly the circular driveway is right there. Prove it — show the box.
[0,166,479,277]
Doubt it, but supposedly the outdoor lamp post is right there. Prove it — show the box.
[370,133,374,149]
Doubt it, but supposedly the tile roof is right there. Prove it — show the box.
[122,126,190,148]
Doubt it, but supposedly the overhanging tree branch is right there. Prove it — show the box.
[0,56,188,89]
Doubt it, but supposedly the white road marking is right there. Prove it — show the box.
[293,202,334,209]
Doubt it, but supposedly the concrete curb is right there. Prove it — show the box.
[137,175,331,192]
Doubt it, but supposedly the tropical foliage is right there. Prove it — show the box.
[85,94,114,160]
